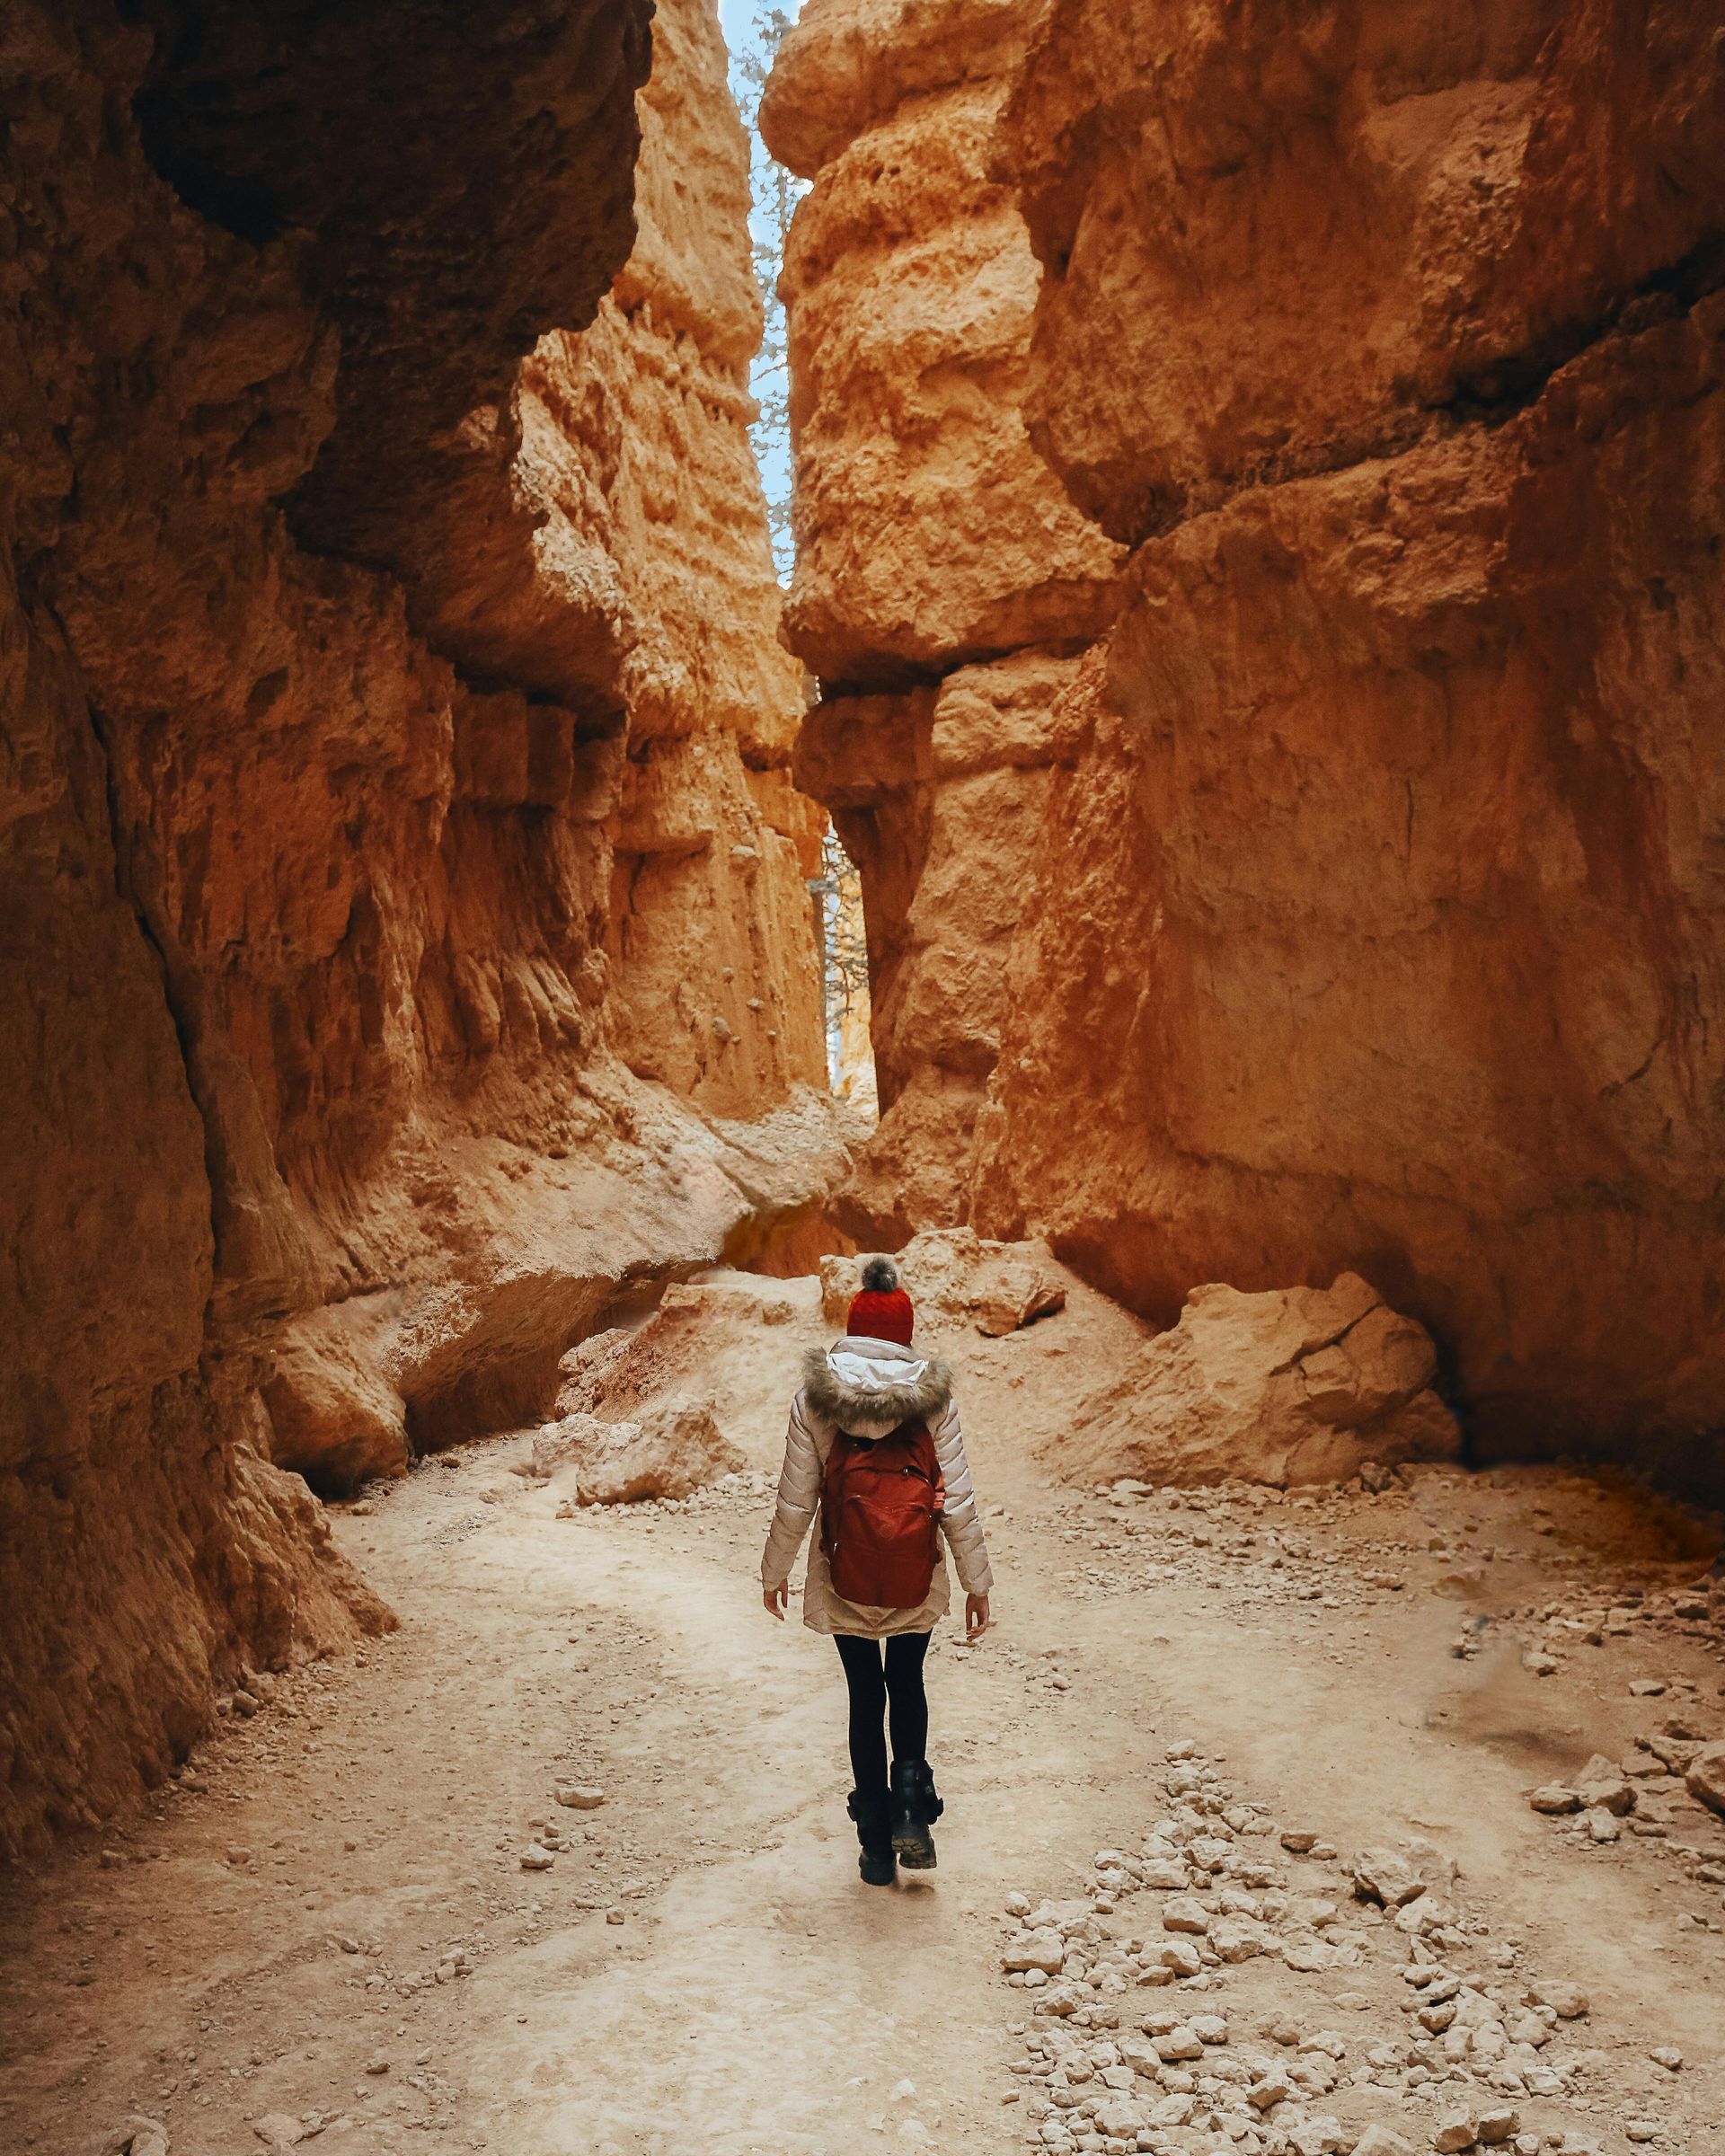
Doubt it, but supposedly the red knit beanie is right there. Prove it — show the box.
[846,1256,915,1344]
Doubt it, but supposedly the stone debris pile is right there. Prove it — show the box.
[1521,1722,1725,1907]
[545,1463,774,1528]
[519,1783,607,1871]
[1041,1474,1725,1685]
[1499,1574,1725,1682]
[994,1740,1682,2156]
[1049,1479,1420,1618]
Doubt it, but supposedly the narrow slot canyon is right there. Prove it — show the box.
[2,4,1722,2155]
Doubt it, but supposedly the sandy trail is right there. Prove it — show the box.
[2,1282,1721,2156]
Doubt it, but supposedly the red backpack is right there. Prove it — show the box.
[820,1418,945,1608]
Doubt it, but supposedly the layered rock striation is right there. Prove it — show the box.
[2,0,831,1854]
[774,0,1725,1484]
[763,0,1122,1242]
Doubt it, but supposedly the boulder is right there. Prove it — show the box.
[820,1252,862,1328]
[1349,1847,1428,1907]
[534,1411,611,1479]
[102,2124,172,2156]
[823,1229,1068,1337]
[1685,1739,1725,1818]
[1527,1784,1581,1816]
[1093,2099,1149,2138]
[1287,2124,1349,2156]
[972,1250,1066,1336]
[1526,1979,1588,2019]
[261,1311,409,1492]
[1574,1754,1636,1817]
[1075,1273,1460,1486]
[1641,1728,1700,1774]
[1002,1927,1067,1975]
[538,1400,745,1505]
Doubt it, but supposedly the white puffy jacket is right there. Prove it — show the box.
[761,1335,994,1639]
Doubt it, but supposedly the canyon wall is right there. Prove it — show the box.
[763,0,1122,1242]
[773,0,1725,1485]
[1,0,832,1855]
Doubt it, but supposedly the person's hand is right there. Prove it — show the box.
[965,1592,991,1640]
[764,1582,788,1621]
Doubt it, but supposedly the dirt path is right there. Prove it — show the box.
[3,1287,1722,2156]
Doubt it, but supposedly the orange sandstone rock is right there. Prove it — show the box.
[971,302,1725,1473]
[767,0,1120,1240]
[798,650,1092,1241]
[778,0,1725,1488]
[1069,1274,1461,1490]
[764,0,1120,680]
[1004,0,1725,543]
[0,0,834,1854]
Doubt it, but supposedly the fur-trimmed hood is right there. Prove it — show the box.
[801,1335,954,1437]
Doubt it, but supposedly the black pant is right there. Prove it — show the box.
[834,1631,931,1799]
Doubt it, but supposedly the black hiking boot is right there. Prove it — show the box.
[847,1789,896,1886]
[889,1759,943,1870]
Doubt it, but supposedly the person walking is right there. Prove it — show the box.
[761,1256,993,1885]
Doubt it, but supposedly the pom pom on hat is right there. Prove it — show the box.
[847,1255,914,1344]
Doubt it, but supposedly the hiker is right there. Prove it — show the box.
[761,1256,994,1885]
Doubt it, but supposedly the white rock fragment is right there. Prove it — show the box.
[1161,1895,1210,1934]
[1003,1930,1066,1975]
[1247,2066,1295,2110]
[1685,1738,1725,1816]
[1350,1848,1427,1906]
[105,2123,172,2156]
[1526,1784,1581,1815]
[1575,1754,1635,1816]
[1526,1979,1588,2019]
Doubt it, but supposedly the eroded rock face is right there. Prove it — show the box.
[129,0,654,579]
[764,0,1119,682]
[798,649,1095,1239]
[1004,0,1725,546]
[971,286,1725,1471]
[777,0,1725,1483]
[765,0,1121,1241]
[1,0,830,1852]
